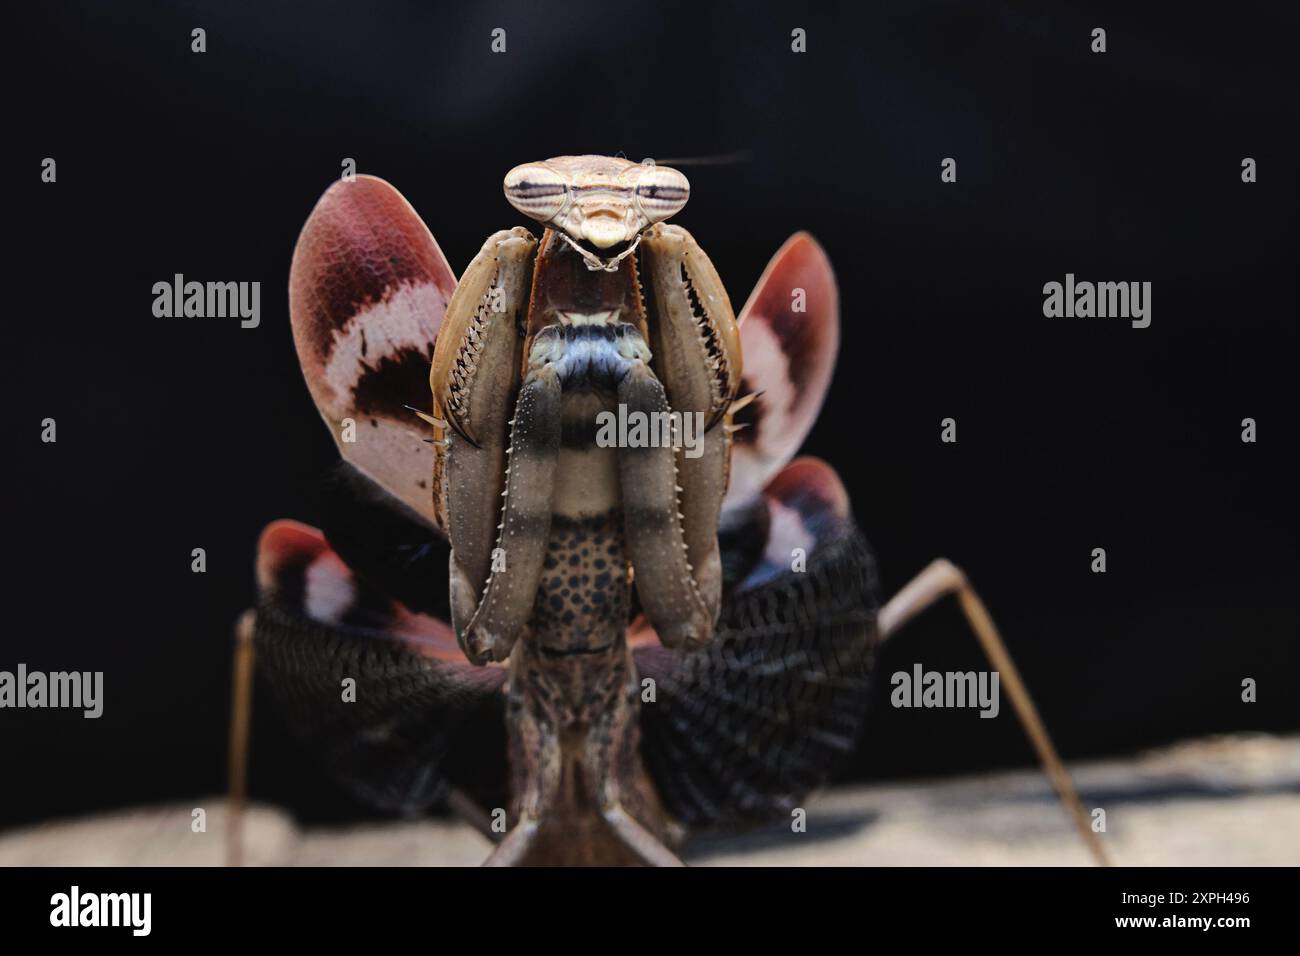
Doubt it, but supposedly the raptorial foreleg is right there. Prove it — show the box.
[459,363,562,662]
[617,359,715,650]
[428,228,538,663]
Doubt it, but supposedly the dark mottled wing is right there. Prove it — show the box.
[289,174,457,526]
[253,519,506,813]
[634,459,880,828]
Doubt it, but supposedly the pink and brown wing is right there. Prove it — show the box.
[726,233,839,506]
[289,175,457,525]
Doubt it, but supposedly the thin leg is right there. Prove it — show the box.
[225,610,257,867]
[481,818,541,866]
[445,788,502,844]
[878,559,1112,867]
[584,683,685,868]
[600,806,685,867]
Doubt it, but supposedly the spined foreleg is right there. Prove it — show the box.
[617,359,717,651]
[429,228,548,664]
[459,365,562,662]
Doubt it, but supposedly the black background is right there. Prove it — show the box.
[8,1,1296,829]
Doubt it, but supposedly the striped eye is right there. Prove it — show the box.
[635,166,690,222]
[503,163,569,223]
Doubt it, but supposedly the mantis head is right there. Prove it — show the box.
[503,155,690,268]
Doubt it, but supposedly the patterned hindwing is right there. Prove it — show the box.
[635,458,880,828]
[289,175,457,526]
[727,232,839,506]
[252,520,506,813]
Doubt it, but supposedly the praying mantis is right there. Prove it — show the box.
[228,155,1109,867]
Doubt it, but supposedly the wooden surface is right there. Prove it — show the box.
[2,734,1295,866]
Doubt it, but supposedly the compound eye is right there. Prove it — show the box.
[503,163,568,223]
[635,166,690,223]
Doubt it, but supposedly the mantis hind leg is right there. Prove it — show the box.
[879,558,1112,867]
[481,790,680,867]
[225,611,256,867]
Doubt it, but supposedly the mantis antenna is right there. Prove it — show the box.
[638,150,754,167]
